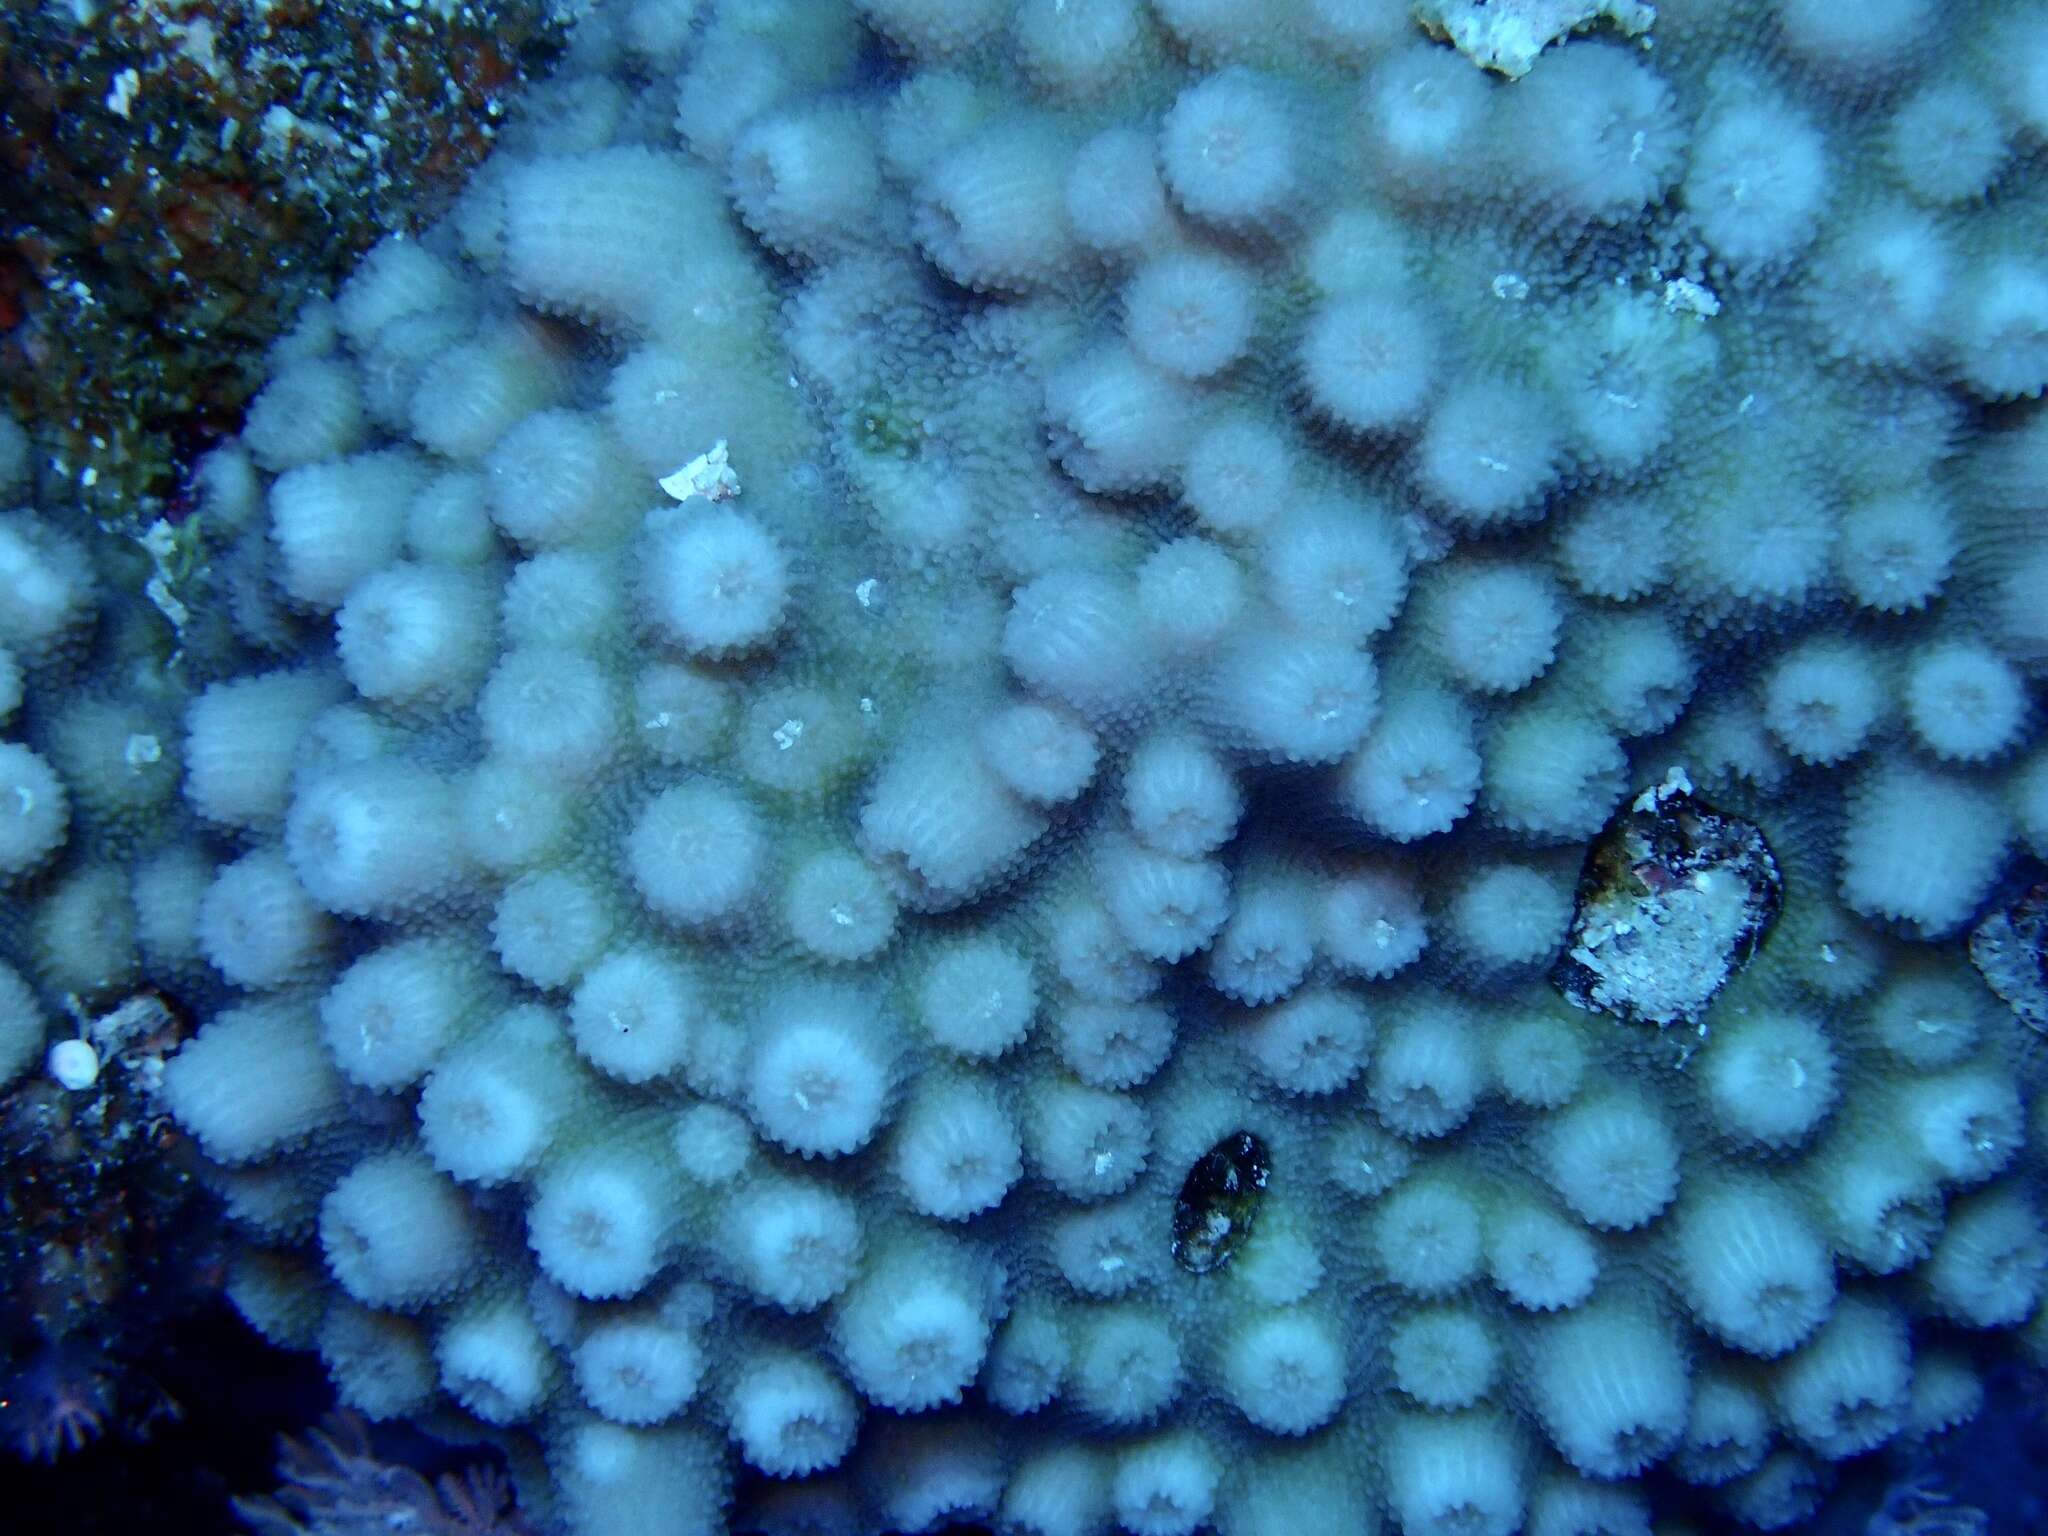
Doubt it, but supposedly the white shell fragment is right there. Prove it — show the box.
[659,439,742,504]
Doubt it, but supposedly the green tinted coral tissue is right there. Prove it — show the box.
[5,0,2048,1533]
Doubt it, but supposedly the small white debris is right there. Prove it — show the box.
[124,733,162,770]
[1632,763,1693,814]
[259,104,345,159]
[146,575,189,632]
[168,17,226,79]
[138,521,191,634]
[1415,0,1656,78]
[138,519,179,563]
[1663,277,1721,318]
[89,992,177,1056]
[49,1038,100,1091]
[659,439,741,503]
[1491,272,1530,303]
[105,68,141,120]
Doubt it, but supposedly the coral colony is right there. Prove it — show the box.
[4,0,2048,1532]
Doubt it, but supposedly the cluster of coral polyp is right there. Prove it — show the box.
[6,1,2048,1533]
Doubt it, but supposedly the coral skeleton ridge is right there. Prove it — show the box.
[5,0,2048,1533]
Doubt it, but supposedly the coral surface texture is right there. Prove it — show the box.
[5,1,2048,1533]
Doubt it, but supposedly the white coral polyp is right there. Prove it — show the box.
[891,1079,1023,1219]
[833,1253,991,1411]
[1219,1311,1345,1434]
[1112,1436,1219,1536]
[1158,69,1299,229]
[728,1353,860,1476]
[639,506,790,656]
[724,1179,862,1312]
[626,782,765,926]
[1673,1183,1835,1356]
[746,988,893,1158]
[1241,989,1370,1094]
